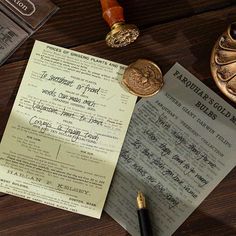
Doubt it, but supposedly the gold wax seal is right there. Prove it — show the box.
[211,23,236,103]
[122,59,164,97]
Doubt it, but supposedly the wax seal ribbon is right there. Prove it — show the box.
[211,23,236,103]
[122,59,164,97]
[100,0,139,48]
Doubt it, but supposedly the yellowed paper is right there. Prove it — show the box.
[0,41,136,218]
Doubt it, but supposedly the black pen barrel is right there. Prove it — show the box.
[137,208,153,236]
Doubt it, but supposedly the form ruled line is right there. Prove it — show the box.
[56,144,61,160]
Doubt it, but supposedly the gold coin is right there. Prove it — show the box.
[122,59,164,97]
[210,23,236,103]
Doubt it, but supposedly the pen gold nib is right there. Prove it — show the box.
[137,191,146,209]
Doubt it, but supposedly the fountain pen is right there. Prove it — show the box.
[137,192,153,236]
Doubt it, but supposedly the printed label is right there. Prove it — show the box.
[5,0,36,16]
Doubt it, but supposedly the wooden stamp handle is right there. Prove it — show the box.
[100,0,125,27]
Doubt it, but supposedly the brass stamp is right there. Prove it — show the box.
[100,0,139,48]
[106,22,139,48]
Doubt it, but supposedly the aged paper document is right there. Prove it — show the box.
[0,41,136,218]
[105,63,236,235]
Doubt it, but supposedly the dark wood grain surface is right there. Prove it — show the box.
[0,0,236,235]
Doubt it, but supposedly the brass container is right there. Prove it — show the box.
[211,23,236,103]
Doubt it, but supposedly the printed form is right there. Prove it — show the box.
[105,63,236,235]
[0,41,136,218]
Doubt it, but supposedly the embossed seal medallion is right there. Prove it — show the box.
[122,59,164,97]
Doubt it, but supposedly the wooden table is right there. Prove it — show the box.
[0,1,236,235]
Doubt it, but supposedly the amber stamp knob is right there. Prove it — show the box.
[100,0,139,48]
